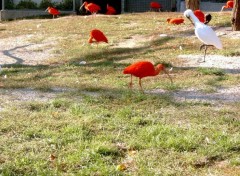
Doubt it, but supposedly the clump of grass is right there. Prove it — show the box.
[225,51,240,57]
[197,68,225,76]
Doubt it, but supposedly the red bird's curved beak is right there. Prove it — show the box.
[79,2,86,10]
[163,69,173,84]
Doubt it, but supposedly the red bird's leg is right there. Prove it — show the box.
[139,78,143,92]
[91,12,96,18]
[129,75,133,89]
[88,36,93,43]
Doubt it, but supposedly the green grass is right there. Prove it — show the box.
[0,12,240,175]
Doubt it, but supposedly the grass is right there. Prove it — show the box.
[0,12,240,175]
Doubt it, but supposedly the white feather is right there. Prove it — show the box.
[184,9,222,49]
[195,23,222,49]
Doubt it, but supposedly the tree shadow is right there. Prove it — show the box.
[1,44,34,65]
[70,36,174,69]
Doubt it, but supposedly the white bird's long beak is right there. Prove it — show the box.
[187,16,194,26]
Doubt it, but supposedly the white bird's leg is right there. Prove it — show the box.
[199,44,206,62]
[203,45,208,62]
[200,44,213,62]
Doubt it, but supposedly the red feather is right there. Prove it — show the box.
[167,18,184,25]
[123,61,162,78]
[83,2,101,14]
[226,1,234,8]
[88,29,108,44]
[123,61,172,91]
[221,0,234,11]
[194,10,205,23]
[106,4,116,15]
[150,2,162,9]
[46,7,60,16]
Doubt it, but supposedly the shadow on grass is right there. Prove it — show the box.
[70,36,174,68]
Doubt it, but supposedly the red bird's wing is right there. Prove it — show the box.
[49,8,60,15]
[227,1,234,8]
[106,5,116,14]
[91,29,108,43]
[150,2,161,9]
[87,3,101,13]
[123,61,155,78]
[170,18,184,24]
[194,10,205,23]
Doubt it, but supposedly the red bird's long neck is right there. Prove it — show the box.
[153,67,162,76]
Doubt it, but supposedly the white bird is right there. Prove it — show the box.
[184,9,222,62]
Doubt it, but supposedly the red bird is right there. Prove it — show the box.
[80,1,101,15]
[194,10,212,24]
[123,61,173,91]
[88,29,108,44]
[45,7,60,18]
[106,4,116,15]
[150,2,162,12]
[221,0,234,11]
[167,18,184,25]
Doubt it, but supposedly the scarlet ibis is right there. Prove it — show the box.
[150,2,162,12]
[221,0,234,11]
[88,29,108,44]
[45,7,60,18]
[106,4,116,15]
[167,18,184,25]
[184,9,222,62]
[194,10,212,24]
[123,61,173,92]
[80,1,101,15]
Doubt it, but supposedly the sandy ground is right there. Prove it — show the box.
[177,54,240,73]
[0,35,59,65]
[147,86,240,103]
[0,26,240,106]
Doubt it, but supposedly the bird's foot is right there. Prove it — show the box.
[128,82,133,89]
[140,89,145,94]
[197,58,205,63]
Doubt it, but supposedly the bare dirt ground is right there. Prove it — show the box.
[0,26,240,106]
[0,35,58,65]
